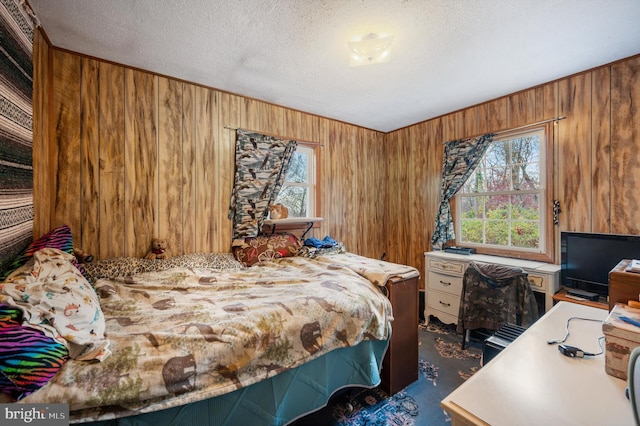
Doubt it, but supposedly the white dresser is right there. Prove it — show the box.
[424,250,560,325]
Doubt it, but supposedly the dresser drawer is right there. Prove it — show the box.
[426,290,460,318]
[527,273,546,291]
[427,271,464,296]
[428,258,466,276]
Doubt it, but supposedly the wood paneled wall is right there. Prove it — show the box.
[384,54,640,290]
[32,28,50,241]
[33,29,639,291]
[33,36,387,261]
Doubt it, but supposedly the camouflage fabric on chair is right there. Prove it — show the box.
[458,261,538,348]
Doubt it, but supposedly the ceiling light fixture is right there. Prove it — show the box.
[348,33,394,67]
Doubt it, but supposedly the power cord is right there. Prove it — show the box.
[547,316,605,358]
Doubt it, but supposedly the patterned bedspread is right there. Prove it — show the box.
[20,254,415,422]
[315,252,421,286]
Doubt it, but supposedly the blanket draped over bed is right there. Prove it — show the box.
[16,252,417,423]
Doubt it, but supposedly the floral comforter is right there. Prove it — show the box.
[21,253,417,422]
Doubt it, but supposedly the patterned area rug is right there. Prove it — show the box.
[293,318,482,425]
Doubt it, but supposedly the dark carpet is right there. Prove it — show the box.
[292,319,483,425]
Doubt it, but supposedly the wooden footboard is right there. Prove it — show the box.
[381,275,419,395]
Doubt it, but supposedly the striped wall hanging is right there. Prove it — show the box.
[0,0,39,276]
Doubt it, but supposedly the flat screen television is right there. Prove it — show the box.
[561,231,640,296]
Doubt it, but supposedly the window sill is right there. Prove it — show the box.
[453,244,554,264]
[263,217,324,226]
[262,217,324,238]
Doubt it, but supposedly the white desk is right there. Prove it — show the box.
[441,301,634,426]
[424,251,560,326]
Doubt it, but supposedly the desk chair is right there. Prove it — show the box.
[629,346,640,425]
[458,261,538,349]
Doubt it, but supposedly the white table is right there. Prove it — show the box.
[441,301,634,426]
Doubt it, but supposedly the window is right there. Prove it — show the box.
[275,145,316,218]
[455,126,552,260]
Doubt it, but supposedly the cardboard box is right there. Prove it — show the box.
[603,303,640,380]
[608,259,640,311]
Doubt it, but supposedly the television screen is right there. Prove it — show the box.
[561,232,640,296]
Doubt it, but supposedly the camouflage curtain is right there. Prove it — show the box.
[228,129,298,239]
[431,133,494,249]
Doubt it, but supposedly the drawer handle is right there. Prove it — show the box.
[439,301,451,307]
[439,280,452,286]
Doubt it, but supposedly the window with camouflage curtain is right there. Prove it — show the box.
[228,129,298,239]
[431,133,494,249]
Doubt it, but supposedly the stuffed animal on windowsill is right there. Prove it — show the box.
[145,237,171,260]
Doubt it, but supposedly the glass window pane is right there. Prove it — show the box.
[486,195,508,220]
[512,163,540,190]
[486,220,508,245]
[284,152,308,183]
[512,194,539,220]
[461,219,483,243]
[460,196,484,219]
[486,166,509,191]
[462,169,485,193]
[485,142,508,167]
[511,135,540,164]
[276,185,308,217]
[512,221,539,249]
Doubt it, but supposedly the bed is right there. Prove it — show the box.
[0,228,419,425]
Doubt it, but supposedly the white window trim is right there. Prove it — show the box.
[454,127,548,255]
[280,145,316,218]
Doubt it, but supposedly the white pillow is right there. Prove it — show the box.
[2,248,110,361]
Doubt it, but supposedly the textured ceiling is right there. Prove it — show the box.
[29,0,640,132]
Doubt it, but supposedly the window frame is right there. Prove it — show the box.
[453,123,555,263]
[277,144,319,219]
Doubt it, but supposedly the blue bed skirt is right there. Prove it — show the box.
[80,337,389,426]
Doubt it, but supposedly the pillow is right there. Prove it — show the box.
[163,252,244,271]
[0,303,69,401]
[82,252,244,281]
[232,233,302,266]
[82,257,162,280]
[0,224,90,283]
[2,248,111,361]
